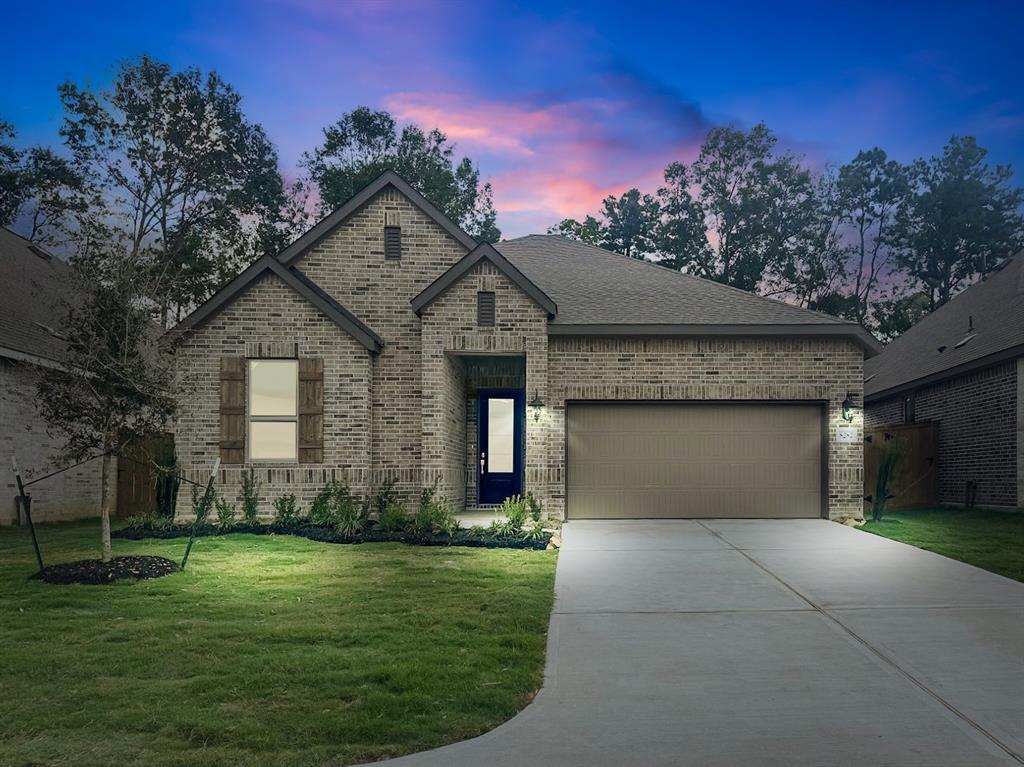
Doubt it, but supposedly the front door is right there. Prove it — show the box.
[478,389,524,504]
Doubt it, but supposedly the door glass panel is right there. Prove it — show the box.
[487,398,515,473]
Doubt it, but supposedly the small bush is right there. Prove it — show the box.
[308,483,338,526]
[273,494,302,526]
[374,478,398,517]
[523,518,547,542]
[240,469,261,524]
[190,484,215,526]
[500,495,529,534]
[335,496,368,537]
[123,512,172,531]
[215,498,237,529]
[377,499,410,533]
[525,492,543,522]
[412,483,459,536]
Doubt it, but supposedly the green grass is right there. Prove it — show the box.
[0,521,557,767]
[861,507,1024,583]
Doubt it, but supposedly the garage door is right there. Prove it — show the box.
[566,403,823,519]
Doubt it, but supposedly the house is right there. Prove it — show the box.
[0,228,105,524]
[865,255,1024,510]
[168,171,879,522]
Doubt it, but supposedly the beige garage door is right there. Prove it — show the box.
[566,403,823,519]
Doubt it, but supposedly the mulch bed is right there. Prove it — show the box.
[31,556,180,585]
[114,523,552,550]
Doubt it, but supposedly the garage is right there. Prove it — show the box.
[566,402,824,519]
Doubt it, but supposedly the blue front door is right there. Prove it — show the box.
[478,389,524,504]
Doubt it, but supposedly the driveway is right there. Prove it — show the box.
[372,519,1024,766]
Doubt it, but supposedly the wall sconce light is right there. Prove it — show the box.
[841,393,858,423]
[528,389,545,422]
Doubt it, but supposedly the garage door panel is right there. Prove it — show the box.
[567,403,822,519]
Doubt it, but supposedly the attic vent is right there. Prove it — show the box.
[384,225,402,260]
[864,373,877,384]
[953,333,977,349]
[477,291,496,326]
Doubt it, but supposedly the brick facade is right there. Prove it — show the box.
[1,358,105,524]
[865,360,1020,508]
[172,186,867,522]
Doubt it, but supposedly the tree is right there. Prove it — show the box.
[303,107,499,242]
[547,215,606,245]
[656,162,709,271]
[0,120,22,225]
[782,170,850,310]
[36,244,176,561]
[59,55,291,324]
[600,188,661,259]
[893,136,1024,309]
[872,291,931,342]
[835,148,909,325]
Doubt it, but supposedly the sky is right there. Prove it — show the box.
[3,0,1023,238]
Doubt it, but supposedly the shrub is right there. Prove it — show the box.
[523,518,547,542]
[190,484,215,526]
[411,483,460,536]
[525,492,543,522]
[500,495,529,534]
[124,512,172,531]
[870,438,904,522]
[377,499,410,533]
[273,494,302,526]
[308,483,337,526]
[374,478,398,516]
[215,498,237,529]
[239,469,261,524]
[335,498,368,537]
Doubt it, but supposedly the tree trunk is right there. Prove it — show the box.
[100,442,114,562]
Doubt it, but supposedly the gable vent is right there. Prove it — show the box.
[477,291,496,326]
[384,225,402,260]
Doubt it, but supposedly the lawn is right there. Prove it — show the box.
[0,521,557,767]
[861,507,1024,583]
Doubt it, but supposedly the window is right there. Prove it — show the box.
[249,359,298,461]
[384,226,402,259]
[902,394,915,424]
[477,291,496,326]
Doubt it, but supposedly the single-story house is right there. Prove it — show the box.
[169,171,879,522]
[865,254,1024,509]
[0,228,106,524]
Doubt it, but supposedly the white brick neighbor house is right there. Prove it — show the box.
[0,228,105,524]
[865,254,1024,509]
[169,171,880,522]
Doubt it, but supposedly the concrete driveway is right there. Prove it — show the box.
[372,519,1024,766]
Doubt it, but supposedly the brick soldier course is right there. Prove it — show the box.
[170,171,880,522]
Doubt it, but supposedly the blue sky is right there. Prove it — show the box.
[3,0,1022,236]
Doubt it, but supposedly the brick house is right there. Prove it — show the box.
[169,171,879,522]
[0,228,105,524]
[865,255,1024,510]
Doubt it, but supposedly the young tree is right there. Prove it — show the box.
[59,55,291,324]
[303,106,500,242]
[36,244,176,561]
[600,188,661,259]
[835,148,909,325]
[893,136,1024,309]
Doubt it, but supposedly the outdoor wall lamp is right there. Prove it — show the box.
[528,389,545,421]
[841,393,858,423]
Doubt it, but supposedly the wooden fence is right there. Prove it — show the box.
[116,435,175,517]
[864,421,939,511]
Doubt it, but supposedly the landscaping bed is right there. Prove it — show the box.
[31,555,179,584]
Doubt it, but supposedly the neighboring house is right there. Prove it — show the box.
[169,171,879,522]
[0,228,105,524]
[865,254,1024,510]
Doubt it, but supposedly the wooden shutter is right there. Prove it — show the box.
[219,357,246,464]
[298,357,324,463]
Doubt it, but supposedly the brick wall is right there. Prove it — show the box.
[865,360,1019,508]
[546,336,865,521]
[0,358,105,524]
[173,273,373,518]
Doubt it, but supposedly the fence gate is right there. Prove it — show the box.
[864,421,939,512]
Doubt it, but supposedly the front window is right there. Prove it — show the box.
[249,359,298,461]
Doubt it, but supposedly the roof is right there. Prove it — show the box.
[865,254,1024,401]
[496,235,881,354]
[0,227,77,364]
[411,242,557,317]
[167,256,384,353]
[277,169,477,265]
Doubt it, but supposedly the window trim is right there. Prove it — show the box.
[247,358,299,464]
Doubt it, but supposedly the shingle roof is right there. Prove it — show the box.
[864,254,1024,400]
[0,227,76,363]
[496,235,879,353]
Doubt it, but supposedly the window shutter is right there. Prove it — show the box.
[219,357,246,464]
[384,226,402,259]
[477,291,496,326]
[298,357,324,463]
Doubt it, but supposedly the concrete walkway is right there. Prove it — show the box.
[370,519,1024,766]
